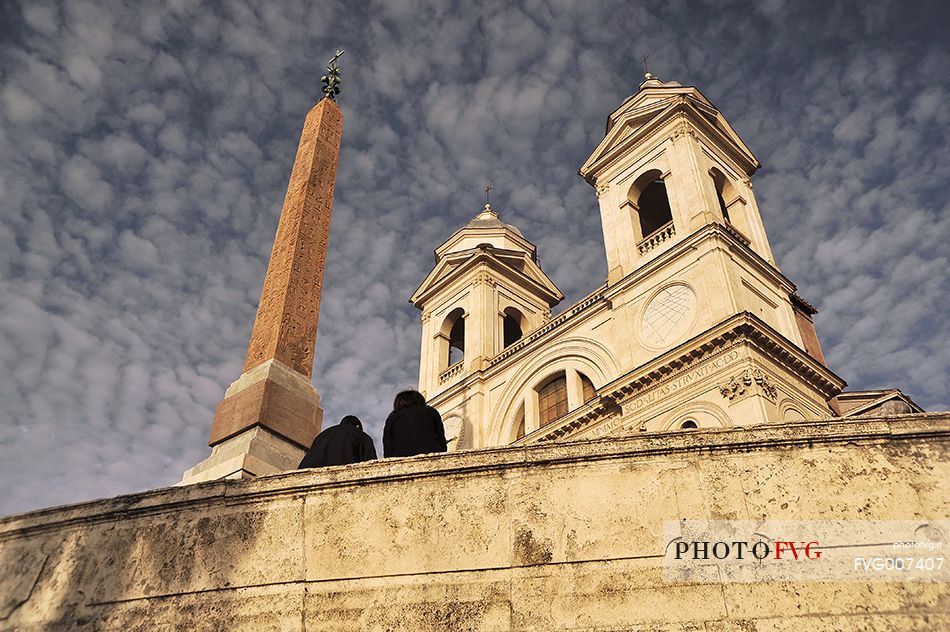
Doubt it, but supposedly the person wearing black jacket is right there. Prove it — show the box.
[383,390,448,458]
[298,415,377,468]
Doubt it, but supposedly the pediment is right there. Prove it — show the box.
[839,390,924,417]
[410,247,563,307]
[579,89,760,183]
[410,257,459,305]
[509,254,561,298]
[580,98,680,177]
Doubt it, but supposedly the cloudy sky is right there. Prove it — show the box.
[1,0,948,516]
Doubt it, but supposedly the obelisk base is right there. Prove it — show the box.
[179,359,323,485]
[178,426,306,484]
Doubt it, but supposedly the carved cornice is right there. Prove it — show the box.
[721,220,751,246]
[474,271,497,287]
[790,292,818,315]
[603,222,798,308]
[581,95,760,185]
[670,120,697,143]
[411,248,563,308]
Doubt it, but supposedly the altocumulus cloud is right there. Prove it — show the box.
[0,0,948,515]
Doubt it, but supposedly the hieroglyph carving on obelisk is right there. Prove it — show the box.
[180,55,345,484]
[242,97,342,379]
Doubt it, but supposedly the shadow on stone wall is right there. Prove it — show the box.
[0,477,296,630]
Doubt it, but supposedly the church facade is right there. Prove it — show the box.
[411,73,871,450]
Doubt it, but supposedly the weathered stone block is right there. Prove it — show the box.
[209,376,321,448]
[304,573,511,631]
[304,469,511,580]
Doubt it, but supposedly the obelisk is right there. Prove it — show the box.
[180,52,345,484]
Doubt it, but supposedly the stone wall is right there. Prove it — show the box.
[2,413,949,631]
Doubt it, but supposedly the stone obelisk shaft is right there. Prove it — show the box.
[181,98,342,484]
[244,97,342,378]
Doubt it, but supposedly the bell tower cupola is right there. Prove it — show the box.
[410,203,563,399]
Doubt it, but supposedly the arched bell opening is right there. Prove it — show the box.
[438,307,466,371]
[502,306,526,349]
[627,169,674,242]
[710,167,738,225]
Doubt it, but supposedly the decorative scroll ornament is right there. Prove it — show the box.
[475,271,497,287]
[670,121,696,142]
[719,368,778,401]
[321,49,344,100]
[596,182,610,198]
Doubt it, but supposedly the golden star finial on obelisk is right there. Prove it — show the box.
[181,54,345,484]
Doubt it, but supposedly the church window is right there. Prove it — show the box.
[680,420,698,429]
[503,307,525,348]
[581,373,596,402]
[538,373,569,426]
[637,178,673,238]
[515,403,525,440]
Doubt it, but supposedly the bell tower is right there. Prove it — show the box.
[410,203,562,445]
[578,72,827,365]
[580,72,777,282]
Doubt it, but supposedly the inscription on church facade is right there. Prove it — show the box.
[628,349,741,412]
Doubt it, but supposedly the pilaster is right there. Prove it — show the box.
[525,390,540,435]
[667,120,714,232]
[596,181,635,282]
[566,368,585,411]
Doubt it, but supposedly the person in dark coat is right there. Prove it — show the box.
[298,415,377,468]
[383,390,447,458]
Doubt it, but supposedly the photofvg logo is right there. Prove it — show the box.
[662,520,949,583]
[672,539,822,561]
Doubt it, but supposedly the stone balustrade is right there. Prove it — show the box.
[489,290,604,367]
[439,359,464,384]
[637,221,676,255]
